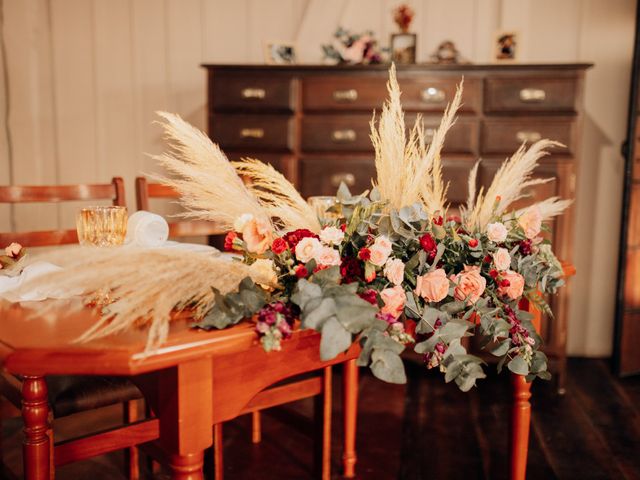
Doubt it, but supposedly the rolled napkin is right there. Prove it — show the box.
[125,210,170,248]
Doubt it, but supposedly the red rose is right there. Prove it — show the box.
[419,233,437,252]
[224,231,238,252]
[500,278,511,287]
[283,229,318,249]
[358,248,371,261]
[271,237,288,254]
[294,265,308,278]
[340,257,363,283]
[468,238,479,248]
[358,289,378,305]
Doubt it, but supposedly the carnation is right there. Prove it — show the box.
[284,229,318,249]
[419,233,437,252]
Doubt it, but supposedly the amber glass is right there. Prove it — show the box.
[307,196,340,222]
[76,206,127,247]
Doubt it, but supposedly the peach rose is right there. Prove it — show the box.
[295,237,322,263]
[518,206,542,239]
[486,222,508,242]
[415,268,449,303]
[369,236,392,266]
[380,286,406,319]
[383,258,405,286]
[498,270,525,300]
[493,247,511,271]
[315,246,341,266]
[319,226,344,246]
[242,217,273,254]
[452,265,486,305]
[4,242,22,258]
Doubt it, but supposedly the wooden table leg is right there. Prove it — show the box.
[510,374,532,480]
[315,366,332,480]
[342,359,358,478]
[22,375,51,480]
[169,452,204,480]
[213,423,223,480]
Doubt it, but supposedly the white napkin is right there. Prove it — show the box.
[125,210,170,248]
[0,261,72,302]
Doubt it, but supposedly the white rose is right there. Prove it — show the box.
[234,213,254,233]
[319,226,345,246]
[250,258,278,286]
[295,237,322,263]
[493,247,511,271]
[315,246,341,266]
[383,258,405,286]
[486,222,508,243]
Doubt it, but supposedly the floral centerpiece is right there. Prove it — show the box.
[322,27,385,65]
[18,66,570,392]
[0,242,26,275]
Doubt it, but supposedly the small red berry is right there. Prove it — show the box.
[294,265,308,278]
[420,233,437,252]
[468,238,479,248]
[489,269,499,279]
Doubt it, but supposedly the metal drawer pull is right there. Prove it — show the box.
[421,87,445,103]
[240,128,264,139]
[330,172,356,187]
[333,89,358,102]
[516,130,542,143]
[331,129,357,142]
[424,128,436,142]
[241,88,266,99]
[519,88,546,102]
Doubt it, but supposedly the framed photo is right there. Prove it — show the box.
[494,30,519,62]
[391,33,417,64]
[264,42,297,65]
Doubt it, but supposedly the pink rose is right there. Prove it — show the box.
[242,218,273,254]
[493,247,511,271]
[518,206,542,239]
[319,226,344,246]
[315,246,341,266]
[369,236,392,266]
[415,269,449,303]
[4,242,22,258]
[383,258,405,286]
[295,237,322,263]
[452,265,486,305]
[498,270,525,300]
[380,286,406,319]
[486,222,508,242]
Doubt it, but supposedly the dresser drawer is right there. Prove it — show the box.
[301,115,478,154]
[210,115,294,152]
[484,76,579,114]
[481,118,576,155]
[210,74,295,112]
[302,76,480,113]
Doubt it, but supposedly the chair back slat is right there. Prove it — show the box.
[135,177,225,237]
[0,177,126,247]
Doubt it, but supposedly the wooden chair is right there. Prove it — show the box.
[0,177,144,479]
[136,177,339,479]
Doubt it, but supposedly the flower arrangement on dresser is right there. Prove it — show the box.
[15,66,570,391]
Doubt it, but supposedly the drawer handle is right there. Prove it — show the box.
[519,88,546,103]
[332,129,357,142]
[240,128,264,139]
[424,128,436,142]
[333,89,358,102]
[241,88,266,99]
[421,87,445,103]
[330,172,356,187]
[516,130,542,143]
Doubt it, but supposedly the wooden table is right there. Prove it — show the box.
[0,300,360,479]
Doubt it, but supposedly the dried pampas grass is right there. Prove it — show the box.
[233,158,321,232]
[19,248,270,351]
[150,112,270,231]
[464,140,566,231]
[370,63,462,214]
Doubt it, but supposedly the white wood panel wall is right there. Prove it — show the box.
[0,0,635,356]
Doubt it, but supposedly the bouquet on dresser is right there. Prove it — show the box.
[19,65,570,391]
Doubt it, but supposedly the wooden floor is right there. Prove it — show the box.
[2,358,640,479]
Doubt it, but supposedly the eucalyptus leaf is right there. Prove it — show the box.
[319,317,352,361]
[370,348,407,384]
[507,356,529,376]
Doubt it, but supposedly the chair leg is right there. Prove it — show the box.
[123,400,139,480]
[251,411,262,444]
[213,423,223,480]
[314,366,332,480]
[22,376,51,480]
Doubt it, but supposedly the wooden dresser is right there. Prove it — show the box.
[202,63,591,390]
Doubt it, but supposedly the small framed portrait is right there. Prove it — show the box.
[494,31,519,62]
[264,42,297,65]
[391,33,417,64]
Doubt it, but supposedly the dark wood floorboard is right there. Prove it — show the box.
[2,358,640,479]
